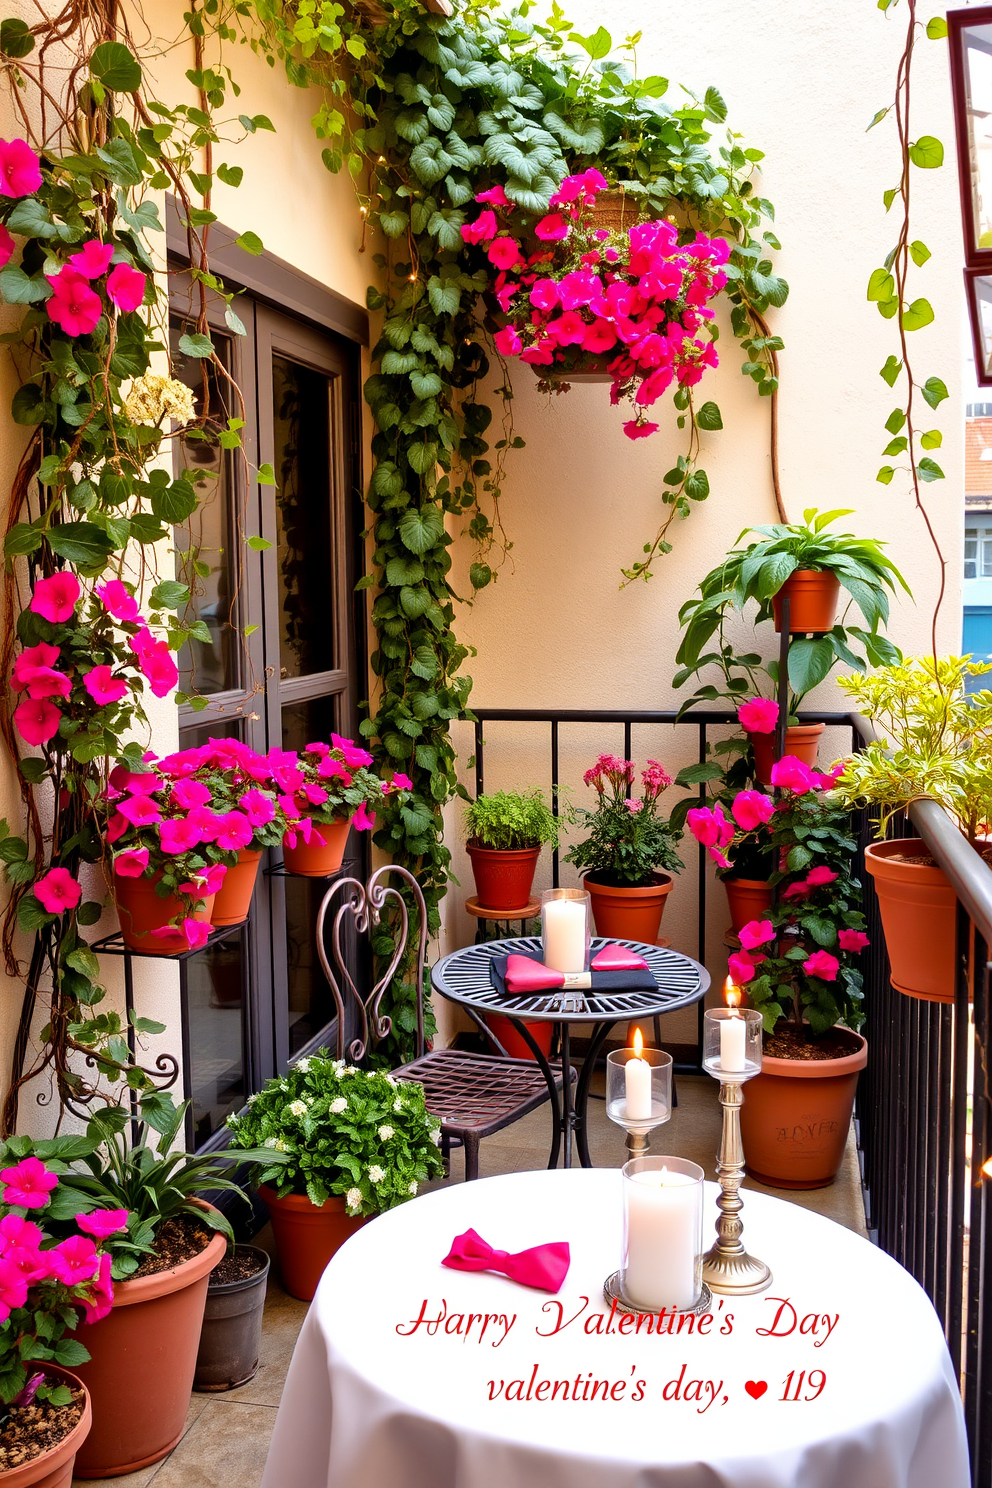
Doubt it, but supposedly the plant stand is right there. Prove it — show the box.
[465,894,540,944]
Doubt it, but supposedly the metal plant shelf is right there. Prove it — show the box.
[263,860,344,881]
[91,921,244,962]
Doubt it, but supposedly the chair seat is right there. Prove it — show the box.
[394,1048,565,1136]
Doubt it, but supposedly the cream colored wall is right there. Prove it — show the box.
[436,0,965,1046]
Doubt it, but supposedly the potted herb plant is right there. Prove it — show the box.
[836,655,992,1002]
[225,1051,444,1302]
[193,1245,270,1394]
[464,788,560,912]
[691,761,869,1188]
[276,738,407,878]
[0,1149,117,1487]
[565,756,683,942]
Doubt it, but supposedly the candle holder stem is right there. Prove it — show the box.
[624,1127,651,1160]
[701,1080,772,1296]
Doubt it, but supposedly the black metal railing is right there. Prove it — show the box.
[470,705,992,1484]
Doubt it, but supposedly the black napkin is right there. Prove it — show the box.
[489,949,658,999]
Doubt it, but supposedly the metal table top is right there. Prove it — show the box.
[430,935,709,1023]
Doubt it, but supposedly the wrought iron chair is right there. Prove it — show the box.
[316,865,570,1180]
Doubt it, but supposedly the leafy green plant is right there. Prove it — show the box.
[464,789,560,851]
[225,1050,444,1217]
[836,656,992,844]
[565,754,683,887]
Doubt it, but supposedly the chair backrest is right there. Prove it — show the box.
[315,865,428,1064]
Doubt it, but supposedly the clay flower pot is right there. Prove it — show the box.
[1,1365,91,1488]
[113,876,215,955]
[193,1246,270,1393]
[771,569,841,633]
[751,723,825,788]
[258,1186,365,1302]
[739,1029,867,1189]
[583,871,673,943]
[864,838,957,1002]
[723,878,773,935]
[210,849,262,926]
[282,818,351,878]
[483,1013,554,1062]
[70,1213,226,1478]
[465,841,541,912]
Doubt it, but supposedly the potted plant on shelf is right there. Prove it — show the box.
[225,1051,444,1302]
[276,737,407,878]
[836,655,992,1002]
[565,755,683,942]
[0,1150,115,1487]
[464,789,560,912]
[193,1244,271,1394]
[691,760,869,1188]
[195,739,298,926]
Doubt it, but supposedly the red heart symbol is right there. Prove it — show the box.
[744,1380,768,1400]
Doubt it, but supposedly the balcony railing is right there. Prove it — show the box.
[470,705,992,1486]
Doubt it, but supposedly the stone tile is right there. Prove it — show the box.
[72,1395,208,1488]
[141,1402,276,1488]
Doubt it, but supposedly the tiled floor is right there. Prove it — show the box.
[75,1071,866,1487]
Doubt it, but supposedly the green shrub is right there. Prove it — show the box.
[464,789,560,851]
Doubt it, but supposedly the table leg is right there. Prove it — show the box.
[560,1023,573,1169]
[507,1016,563,1171]
[573,1020,613,1168]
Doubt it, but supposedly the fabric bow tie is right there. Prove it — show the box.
[442,1228,570,1293]
[502,943,649,993]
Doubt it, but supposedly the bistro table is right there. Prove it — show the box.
[260,1168,970,1488]
[430,935,708,1168]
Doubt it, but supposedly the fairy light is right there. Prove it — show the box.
[983,1155,992,1180]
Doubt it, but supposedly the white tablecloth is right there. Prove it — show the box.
[260,1168,969,1488]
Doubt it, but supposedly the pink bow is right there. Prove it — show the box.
[503,944,649,992]
[442,1228,570,1292]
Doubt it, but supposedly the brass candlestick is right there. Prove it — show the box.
[700,1078,772,1295]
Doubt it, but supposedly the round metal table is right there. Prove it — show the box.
[431,935,709,1168]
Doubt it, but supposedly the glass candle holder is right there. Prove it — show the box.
[540,887,591,974]
[703,1007,763,1082]
[606,1046,672,1133]
[621,1156,705,1312]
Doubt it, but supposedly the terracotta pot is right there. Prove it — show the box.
[70,1210,226,1478]
[771,569,841,632]
[724,878,773,935]
[864,838,957,1002]
[113,876,215,956]
[282,818,351,878]
[483,1013,554,1062]
[210,849,262,926]
[257,1187,366,1302]
[751,723,825,788]
[193,1246,270,1393]
[740,1030,867,1189]
[465,841,541,912]
[584,872,673,943]
[1,1366,92,1488]
[529,364,614,384]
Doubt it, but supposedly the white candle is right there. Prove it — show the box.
[624,1028,652,1120]
[543,898,586,973]
[623,1166,699,1310]
[720,1011,746,1072]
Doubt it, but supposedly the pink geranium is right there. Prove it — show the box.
[106,262,146,312]
[731,790,775,831]
[803,949,840,982]
[0,1156,58,1209]
[46,267,102,336]
[0,138,42,197]
[739,919,775,951]
[769,756,818,794]
[31,572,80,623]
[75,1208,129,1239]
[34,867,81,914]
[13,697,61,746]
[113,847,150,878]
[838,929,869,953]
[737,697,779,734]
[68,240,115,279]
[84,665,129,706]
[95,579,140,622]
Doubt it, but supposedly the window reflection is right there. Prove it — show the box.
[964,23,992,255]
[187,929,247,1149]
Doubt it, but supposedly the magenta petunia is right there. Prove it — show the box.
[475,184,510,206]
[353,802,375,832]
[171,779,212,810]
[213,811,253,852]
[179,863,227,896]
[12,642,59,688]
[241,790,275,828]
[0,138,42,197]
[769,756,818,794]
[388,773,413,792]
[317,756,351,784]
[623,420,660,440]
[737,697,780,734]
[731,789,775,832]
[727,951,760,986]
[113,847,149,879]
[46,267,102,337]
[16,665,70,700]
[738,919,775,951]
[0,1214,43,1253]
[117,793,162,828]
[330,734,374,769]
[182,917,211,951]
[529,278,559,312]
[13,697,61,747]
[159,817,204,854]
[460,209,498,245]
[188,805,221,841]
[0,224,14,268]
[838,928,869,953]
[487,237,523,272]
[803,949,840,982]
[49,1234,100,1285]
[134,637,179,699]
[75,1207,129,1239]
[106,811,129,844]
[31,571,80,624]
[34,867,81,914]
[494,325,521,357]
[84,665,129,706]
[805,865,838,888]
[68,240,115,280]
[0,1156,58,1209]
[582,319,616,353]
[0,1258,28,1321]
[95,579,141,623]
[80,1251,114,1324]
[534,213,570,242]
[106,261,146,313]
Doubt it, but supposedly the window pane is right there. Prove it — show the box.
[964,25,992,253]
[281,694,341,754]
[187,930,247,1148]
[171,325,241,696]
[983,540,992,577]
[178,716,243,752]
[272,355,336,680]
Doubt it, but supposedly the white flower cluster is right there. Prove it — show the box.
[295,1057,312,1073]
[408,1180,418,1195]
[263,1136,288,1151]
[368,1165,385,1184]
[288,1100,308,1118]
[329,1097,348,1115]
[430,1126,443,1146]
[345,1187,362,1212]
[377,1125,394,1141]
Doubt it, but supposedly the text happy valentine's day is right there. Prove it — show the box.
[395,1295,839,1410]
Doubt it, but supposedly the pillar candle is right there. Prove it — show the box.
[543,899,586,973]
[624,1055,652,1121]
[720,1012,746,1072]
[623,1166,699,1310]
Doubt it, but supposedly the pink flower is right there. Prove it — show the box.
[769,756,818,793]
[728,952,759,986]
[731,790,775,831]
[0,1258,28,1321]
[179,863,227,896]
[183,918,211,951]
[0,1214,42,1254]
[494,325,522,357]
[487,237,523,271]
[13,698,61,746]
[84,665,129,706]
[461,209,498,244]
[838,928,869,953]
[318,756,352,784]
[330,734,374,768]
[95,579,140,622]
[301,783,328,806]
[46,267,102,337]
[80,1251,114,1325]
[811,765,845,790]
[0,139,42,197]
[534,213,570,241]
[781,880,813,902]
[213,811,253,852]
[131,634,178,698]
[803,949,840,982]
[0,1156,58,1209]
[113,847,149,879]
[49,1234,100,1285]
[547,309,586,346]
[68,241,115,279]
[641,760,671,798]
[805,865,838,888]
[171,779,211,810]
[623,421,660,440]
[353,802,375,831]
[34,867,81,914]
[476,184,510,206]
[106,812,128,843]
[305,741,330,757]
[0,225,14,268]
[3,1243,50,1285]
[117,793,162,828]
[624,798,644,814]
[582,319,616,353]
[240,790,276,828]
[282,817,312,850]
[159,817,204,854]
[739,918,775,950]
[106,262,146,312]
[530,279,559,312]
[686,804,730,849]
[31,572,80,623]
[16,665,70,700]
[389,773,413,791]
[188,806,221,841]
[738,698,779,734]
[12,643,59,687]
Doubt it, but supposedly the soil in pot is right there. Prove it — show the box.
[863,838,957,1002]
[194,1246,270,1394]
[584,872,673,944]
[465,841,541,912]
[739,1025,867,1190]
[113,877,215,955]
[211,849,262,926]
[771,570,841,633]
[282,818,351,878]
[258,1187,365,1302]
[71,1208,225,1479]
[0,1367,90,1488]
[751,724,825,788]
[723,878,773,935]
